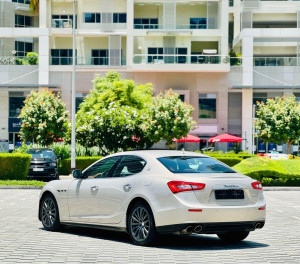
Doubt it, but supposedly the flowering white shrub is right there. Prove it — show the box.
[19,89,69,146]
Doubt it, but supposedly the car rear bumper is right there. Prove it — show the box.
[156,221,265,234]
[154,204,266,228]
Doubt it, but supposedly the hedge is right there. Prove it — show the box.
[59,156,103,175]
[0,153,31,180]
[211,156,242,167]
[233,157,300,181]
[195,151,255,160]
[261,177,300,186]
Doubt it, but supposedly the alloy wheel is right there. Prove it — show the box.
[41,197,57,228]
[130,206,151,242]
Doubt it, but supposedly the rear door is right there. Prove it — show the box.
[97,155,147,224]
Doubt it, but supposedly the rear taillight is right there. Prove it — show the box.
[167,181,205,194]
[251,181,263,190]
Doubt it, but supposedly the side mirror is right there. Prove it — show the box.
[73,169,83,179]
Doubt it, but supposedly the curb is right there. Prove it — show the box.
[0,186,43,189]
[263,187,300,191]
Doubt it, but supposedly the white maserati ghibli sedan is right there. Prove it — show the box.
[39,150,266,246]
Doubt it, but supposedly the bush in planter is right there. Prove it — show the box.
[0,153,31,180]
[233,157,300,180]
[26,52,38,65]
[59,156,103,175]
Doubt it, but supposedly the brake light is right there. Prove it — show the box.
[167,181,205,194]
[251,181,263,190]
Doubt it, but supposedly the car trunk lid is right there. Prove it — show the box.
[174,173,258,206]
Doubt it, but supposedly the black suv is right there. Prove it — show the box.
[27,148,59,181]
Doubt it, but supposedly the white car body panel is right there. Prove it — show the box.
[39,150,266,233]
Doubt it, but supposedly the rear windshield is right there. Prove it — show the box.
[157,156,235,174]
[27,149,55,160]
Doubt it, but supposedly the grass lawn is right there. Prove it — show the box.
[0,180,46,186]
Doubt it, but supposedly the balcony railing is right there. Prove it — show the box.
[176,24,208,29]
[229,57,300,67]
[51,19,73,28]
[134,24,162,29]
[50,57,126,66]
[133,24,213,30]
[133,54,229,65]
[254,57,299,66]
[0,56,38,65]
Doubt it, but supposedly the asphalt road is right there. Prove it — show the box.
[0,190,299,263]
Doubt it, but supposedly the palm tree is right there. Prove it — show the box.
[29,0,39,14]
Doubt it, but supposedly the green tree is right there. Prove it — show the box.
[141,89,196,147]
[76,71,196,153]
[19,89,69,146]
[255,96,300,153]
[75,71,152,154]
[76,102,143,154]
[79,71,152,113]
[29,0,39,14]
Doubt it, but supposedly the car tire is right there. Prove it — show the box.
[128,202,157,246]
[217,231,250,242]
[40,194,62,231]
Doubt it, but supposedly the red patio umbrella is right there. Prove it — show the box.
[208,133,242,143]
[173,134,201,143]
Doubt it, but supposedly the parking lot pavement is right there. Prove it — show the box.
[0,190,299,264]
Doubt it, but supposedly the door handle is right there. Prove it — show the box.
[123,184,132,192]
[90,186,99,191]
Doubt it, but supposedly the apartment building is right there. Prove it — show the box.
[0,0,299,153]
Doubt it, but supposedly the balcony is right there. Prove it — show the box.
[133,1,218,31]
[49,56,126,67]
[132,54,230,72]
[51,19,73,29]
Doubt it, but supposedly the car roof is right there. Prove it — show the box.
[108,150,208,159]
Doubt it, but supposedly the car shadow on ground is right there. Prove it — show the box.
[43,226,269,250]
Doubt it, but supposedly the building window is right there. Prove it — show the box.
[15,41,33,57]
[76,93,87,112]
[179,95,185,102]
[147,47,187,63]
[52,15,75,28]
[134,18,158,29]
[113,13,127,23]
[15,15,32,27]
[9,96,25,118]
[84,13,101,23]
[91,49,108,65]
[51,49,75,65]
[294,93,300,102]
[198,94,216,119]
[190,18,207,29]
[253,93,267,106]
[12,0,30,4]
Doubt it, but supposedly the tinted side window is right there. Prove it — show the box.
[83,156,120,179]
[113,156,146,177]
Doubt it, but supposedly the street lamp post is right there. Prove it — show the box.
[71,0,76,172]
[252,104,256,155]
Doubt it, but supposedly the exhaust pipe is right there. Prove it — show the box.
[255,223,262,229]
[181,226,194,235]
[194,225,203,233]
